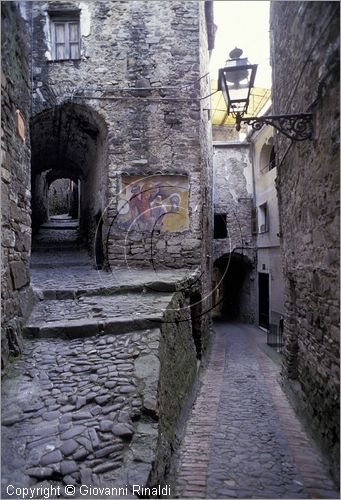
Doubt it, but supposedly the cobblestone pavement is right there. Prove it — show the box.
[2,329,161,498]
[174,322,339,499]
[24,293,174,338]
[30,266,192,296]
[1,218,195,498]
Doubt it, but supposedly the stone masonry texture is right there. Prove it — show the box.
[1,218,201,496]
[1,0,214,370]
[30,0,213,272]
[28,0,214,360]
[173,323,339,499]
[270,0,340,481]
[1,3,34,371]
[212,144,256,323]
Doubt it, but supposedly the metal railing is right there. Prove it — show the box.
[267,323,283,352]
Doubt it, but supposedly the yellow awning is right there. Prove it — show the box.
[210,80,271,126]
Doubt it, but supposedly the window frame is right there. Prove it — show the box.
[259,140,276,175]
[258,202,269,234]
[214,213,228,239]
[50,13,81,61]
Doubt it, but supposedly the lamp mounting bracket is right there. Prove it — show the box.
[235,112,313,141]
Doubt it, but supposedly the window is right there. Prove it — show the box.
[260,140,276,174]
[251,207,258,234]
[214,213,227,239]
[269,145,276,170]
[50,13,80,60]
[258,203,269,233]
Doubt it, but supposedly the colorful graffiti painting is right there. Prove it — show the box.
[117,175,189,232]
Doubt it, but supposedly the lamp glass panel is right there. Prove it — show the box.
[228,84,250,103]
[223,67,253,89]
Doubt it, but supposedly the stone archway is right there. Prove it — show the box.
[30,103,108,261]
[213,252,255,322]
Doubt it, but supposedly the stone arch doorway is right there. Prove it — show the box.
[213,252,255,322]
[47,177,78,218]
[30,103,108,262]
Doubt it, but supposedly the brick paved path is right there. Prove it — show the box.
[174,322,338,499]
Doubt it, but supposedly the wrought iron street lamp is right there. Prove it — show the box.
[218,48,313,141]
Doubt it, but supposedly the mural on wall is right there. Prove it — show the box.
[117,175,190,232]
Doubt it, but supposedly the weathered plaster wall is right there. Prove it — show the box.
[212,143,256,322]
[1,2,34,370]
[213,144,254,260]
[270,0,340,477]
[251,125,285,328]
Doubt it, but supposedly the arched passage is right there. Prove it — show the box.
[30,103,108,262]
[213,252,255,322]
[48,178,76,217]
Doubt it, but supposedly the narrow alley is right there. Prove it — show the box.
[174,323,338,499]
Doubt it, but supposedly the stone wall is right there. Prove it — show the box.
[1,3,34,370]
[270,0,340,477]
[152,291,198,486]
[31,0,213,274]
[197,0,214,350]
[213,144,254,260]
[212,143,256,322]
[48,178,73,216]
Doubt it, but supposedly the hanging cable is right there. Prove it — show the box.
[199,89,219,101]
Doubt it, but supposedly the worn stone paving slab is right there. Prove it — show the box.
[33,229,81,246]
[174,322,339,499]
[30,266,194,296]
[24,293,174,338]
[1,329,162,499]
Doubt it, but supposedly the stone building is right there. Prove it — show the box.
[270,0,340,479]
[1,0,215,367]
[1,2,34,369]
[30,0,213,269]
[249,114,285,334]
[212,139,256,322]
[211,81,279,326]
[48,178,75,216]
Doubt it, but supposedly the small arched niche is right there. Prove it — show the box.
[259,137,276,174]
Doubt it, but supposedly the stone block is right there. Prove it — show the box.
[10,261,29,290]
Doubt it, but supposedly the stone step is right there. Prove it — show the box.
[49,215,75,220]
[40,224,79,230]
[24,315,163,339]
[32,243,84,251]
[24,292,174,339]
[30,267,194,297]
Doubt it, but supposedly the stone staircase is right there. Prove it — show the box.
[1,217,199,498]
